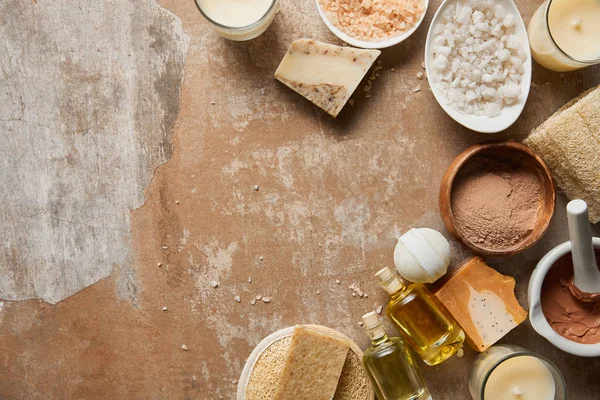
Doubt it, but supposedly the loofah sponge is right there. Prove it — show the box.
[246,337,292,400]
[524,85,600,223]
[244,326,373,400]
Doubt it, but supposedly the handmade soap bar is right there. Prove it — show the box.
[432,256,527,352]
[273,325,350,400]
[274,39,381,117]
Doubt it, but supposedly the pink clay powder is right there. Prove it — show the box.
[451,157,542,250]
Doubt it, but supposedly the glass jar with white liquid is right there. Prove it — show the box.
[194,0,279,41]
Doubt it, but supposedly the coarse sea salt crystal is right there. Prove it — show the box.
[430,0,526,117]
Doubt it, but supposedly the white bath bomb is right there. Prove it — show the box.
[393,228,451,283]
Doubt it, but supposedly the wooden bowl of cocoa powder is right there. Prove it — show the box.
[439,141,556,257]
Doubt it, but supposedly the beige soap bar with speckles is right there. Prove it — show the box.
[273,325,350,400]
[274,39,380,118]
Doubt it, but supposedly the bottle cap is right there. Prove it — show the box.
[362,311,381,329]
[375,267,403,295]
[375,267,394,283]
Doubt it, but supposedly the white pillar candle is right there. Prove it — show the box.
[528,0,600,71]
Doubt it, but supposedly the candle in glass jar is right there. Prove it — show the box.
[547,0,600,62]
[194,0,278,41]
[469,345,566,400]
[528,0,600,71]
[483,356,555,400]
[196,0,274,28]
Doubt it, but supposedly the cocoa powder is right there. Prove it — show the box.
[451,157,542,250]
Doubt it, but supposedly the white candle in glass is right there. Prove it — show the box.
[194,0,278,41]
[528,0,600,71]
[484,356,555,399]
[469,345,566,400]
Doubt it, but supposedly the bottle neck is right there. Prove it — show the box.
[383,276,406,297]
[367,324,388,344]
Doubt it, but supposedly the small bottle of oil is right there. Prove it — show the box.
[361,311,431,400]
[376,266,464,366]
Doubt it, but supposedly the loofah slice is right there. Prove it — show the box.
[238,325,374,400]
[524,85,600,223]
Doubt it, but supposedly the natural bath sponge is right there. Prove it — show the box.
[524,85,600,223]
[246,326,372,400]
[273,326,350,400]
[394,228,451,283]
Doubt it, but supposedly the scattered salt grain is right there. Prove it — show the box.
[412,86,421,93]
[253,185,260,191]
[262,297,272,303]
[248,276,252,283]
[210,281,219,288]
[376,305,383,314]
[181,344,188,351]
[358,321,364,327]
[416,72,424,80]
[157,262,162,267]
[255,295,262,300]
[336,279,341,284]
[457,348,465,358]
[234,296,241,303]
[162,306,168,312]
[250,299,256,306]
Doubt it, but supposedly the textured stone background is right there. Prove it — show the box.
[0,0,598,398]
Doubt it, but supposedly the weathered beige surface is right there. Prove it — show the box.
[0,0,599,399]
[0,0,188,303]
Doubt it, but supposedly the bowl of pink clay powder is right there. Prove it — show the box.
[440,141,556,257]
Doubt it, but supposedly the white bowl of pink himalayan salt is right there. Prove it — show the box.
[316,0,429,49]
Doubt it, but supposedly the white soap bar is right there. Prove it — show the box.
[393,228,451,283]
[274,39,381,118]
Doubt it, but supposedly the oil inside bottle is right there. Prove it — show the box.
[376,267,465,366]
[361,311,432,400]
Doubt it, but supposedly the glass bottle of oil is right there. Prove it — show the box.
[361,311,431,400]
[375,266,464,366]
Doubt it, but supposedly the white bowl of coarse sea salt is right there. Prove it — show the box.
[425,0,532,133]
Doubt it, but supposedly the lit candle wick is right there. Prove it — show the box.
[571,18,583,30]
[512,387,525,396]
